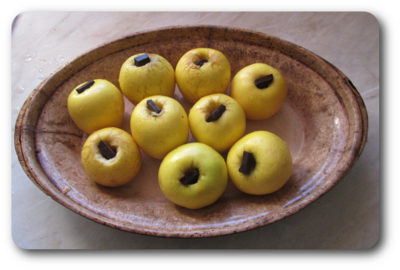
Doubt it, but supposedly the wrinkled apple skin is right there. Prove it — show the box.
[158,142,228,209]
[81,127,142,187]
[175,48,231,104]
[119,53,175,105]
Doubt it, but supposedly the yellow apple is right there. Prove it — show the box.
[188,94,246,153]
[67,79,124,134]
[158,142,228,209]
[130,95,189,159]
[81,127,142,187]
[175,48,231,104]
[230,63,287,120]
[119,53,175,105]
[227,131,293,195]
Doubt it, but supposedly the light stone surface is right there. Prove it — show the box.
[11,12,379,249]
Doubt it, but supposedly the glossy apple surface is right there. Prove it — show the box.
[230,63,287,120]
[227,131,293,195]
[158,142,228,209]
[68,79,124,134]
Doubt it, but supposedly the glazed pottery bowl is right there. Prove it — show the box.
[14,26,368,238]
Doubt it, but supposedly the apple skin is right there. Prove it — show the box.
[68,79,124,134]
[188,94,246,153]
[230,63,287,120]
[227,131,293,195]
[158,142,228,209]
[81,127,142,187]
[130,95,189,159]
[175,48,231,104]
[119,53,175,105]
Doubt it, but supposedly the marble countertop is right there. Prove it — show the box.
[11,12,379,249]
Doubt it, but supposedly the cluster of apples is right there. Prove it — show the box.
[67,48,293,210]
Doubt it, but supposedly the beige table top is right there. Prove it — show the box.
[11,11,379,249]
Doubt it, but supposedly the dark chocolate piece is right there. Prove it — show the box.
[98,140,116,160]
[134,53,150,67]
[195,59,208,67]
[147,99,161,114]
[206,104,226,122]
[179,168,200,186]
[76,80,95,94]
[255,74,274,89]
[239,151,256,175]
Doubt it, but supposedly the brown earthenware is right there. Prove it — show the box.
[14,26,368,238]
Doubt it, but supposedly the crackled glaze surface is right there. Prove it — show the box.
[14,25,368,238]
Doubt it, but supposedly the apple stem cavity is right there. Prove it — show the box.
[76,80,95,94]
[134,53,151,67]
[98,140,116,160]
[179,168,200,186]
[195,59,208,67]
[147,99,162,114]
[239,151,256,175]
[206,104,226,122]
[255,74,274,89]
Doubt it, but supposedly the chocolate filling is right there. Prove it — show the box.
[239,151,256,175]
[98,140,116,160]
[195,59,208,67]
[147,99,161,114]
[134,53,150,67]
[76,80,95,94]
[179,168,200,186]
[255,74,274,89]
[206,104,226,122]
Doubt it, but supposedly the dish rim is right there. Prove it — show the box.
[13,25,369,238]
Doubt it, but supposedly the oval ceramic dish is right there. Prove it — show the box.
[14,26,368,238]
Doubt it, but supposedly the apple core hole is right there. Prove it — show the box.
[146,99,163,115]
[99,146,117,159]
[254,74,274,89]
[98,140,117,160]
[239,151,256,175]
[195,58,208,67]
[179,168,199,186]
[155,103,163,111]
[206,104,226,122]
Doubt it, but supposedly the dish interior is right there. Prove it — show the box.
[22,27,353,237]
